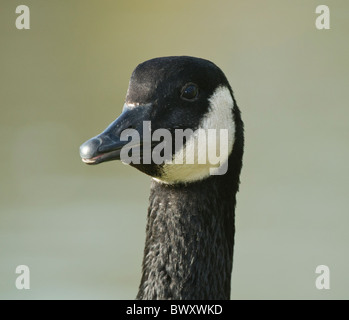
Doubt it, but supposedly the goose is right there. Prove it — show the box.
[79,56,244,300]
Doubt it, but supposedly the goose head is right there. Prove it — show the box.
[80,56,238,184]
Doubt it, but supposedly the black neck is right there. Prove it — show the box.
[136,175,236,300]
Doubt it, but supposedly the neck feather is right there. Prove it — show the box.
[137,169,238,299]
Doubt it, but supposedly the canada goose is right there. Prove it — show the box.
[79,56,244,299]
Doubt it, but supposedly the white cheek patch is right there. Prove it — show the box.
[158,86,235,184]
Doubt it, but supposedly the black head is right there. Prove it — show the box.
[80,56,243,184]
[125,56,230,129]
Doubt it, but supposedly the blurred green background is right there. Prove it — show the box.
[1,0,348,299]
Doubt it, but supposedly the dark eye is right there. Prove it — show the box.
[181,83,199,101]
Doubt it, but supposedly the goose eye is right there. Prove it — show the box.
[181,83,199,101]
